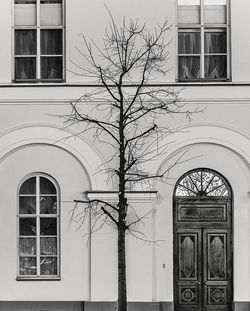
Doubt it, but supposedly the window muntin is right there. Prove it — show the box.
[18,174,59,278]
[177,0,230,81]
[14,0,64,82]
[174,168,230,197]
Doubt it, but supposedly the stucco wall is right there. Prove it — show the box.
[0,0,249,306]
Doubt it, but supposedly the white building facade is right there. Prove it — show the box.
[0,1,249,311]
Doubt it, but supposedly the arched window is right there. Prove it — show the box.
[18,174,60,278]
[174,168,231,197]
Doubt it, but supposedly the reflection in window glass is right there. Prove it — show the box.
[40,257,57,275]
[40,196,57,214]
[19,196,36,214]
[19,257,37,275]
[19,238,36,255]
[40,237,57,255]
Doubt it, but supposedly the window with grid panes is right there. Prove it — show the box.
[18,175,59,278]
[14,0,64,82]
[177,0,230,81]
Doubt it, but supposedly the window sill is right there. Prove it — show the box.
[16,276,61,281]
[13,79,65,84]
[177,78,231,83]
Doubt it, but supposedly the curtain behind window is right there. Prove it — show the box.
[178,32,200,79]
[204,32,227,78]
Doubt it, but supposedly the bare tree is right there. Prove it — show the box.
[65,11,194,311]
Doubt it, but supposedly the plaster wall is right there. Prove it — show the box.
[0,1,249,83]
[0,144,91,301]
[154,143,250,302]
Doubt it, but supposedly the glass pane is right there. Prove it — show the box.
[40,177,56,194]
[15,58,36,80]
[41,57,63,79]
[204,0,226,4]
[207,184,229,196]
[178,32,200,54]
[40,218,57,235]
[41,30,62,55]
[175,185,197,196]
[175,169,230,197]
[40,257,57,275]
[15,30,36,55]
[19,218,36,236]
[14,0,36,26]
[19,177,36,194]
[40,196,57,214]
[41,0,62,26]
[179,56,200,79]
[40,237,57,255]
[19,257,36,275]
[178,0,200,5]
[204,1,227,24]
[204,55,227,79]
[19,237,36,255]
[178,1,200,24]
[205,32,226,53]
[19,196,36,214]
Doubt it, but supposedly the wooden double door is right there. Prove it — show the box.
[174,198,233,311]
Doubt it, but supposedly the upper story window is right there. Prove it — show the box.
[14,0,64,82]
[177,0,230,81]
[18,174,60,279]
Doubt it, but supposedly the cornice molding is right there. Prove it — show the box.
[87,191,158,202]
[0,98,250,105]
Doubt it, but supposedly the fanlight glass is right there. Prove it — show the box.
[175,169,230,197]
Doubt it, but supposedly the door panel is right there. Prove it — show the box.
[174,229,202,311]
[203,229,232,311]
[174,199,233,311]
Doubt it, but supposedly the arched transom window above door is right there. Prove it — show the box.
[174,168,231,197]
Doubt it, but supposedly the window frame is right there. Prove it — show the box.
[17,173,61,280]
[12,0,65,83]
[176,0,231,82]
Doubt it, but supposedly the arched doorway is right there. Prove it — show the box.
[173,168,233,311]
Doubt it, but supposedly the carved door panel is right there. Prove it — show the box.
[203,229,232,311]
[174,228,232,311]
[174,229,202,311]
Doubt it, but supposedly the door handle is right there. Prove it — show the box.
[204,281,208,285]
[197,281,201,285]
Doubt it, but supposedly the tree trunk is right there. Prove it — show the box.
[118,225,127,311]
